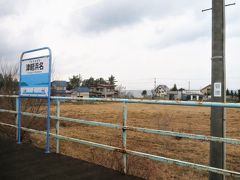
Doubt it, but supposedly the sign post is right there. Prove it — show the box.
[18,47,52,153]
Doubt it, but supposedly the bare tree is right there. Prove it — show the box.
[0,60,45,141]
[115,85,126,98]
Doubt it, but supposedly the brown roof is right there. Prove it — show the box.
[201,84,211,91]
[90,84,115,88]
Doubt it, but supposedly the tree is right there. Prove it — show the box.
[179,88,185,92]
[170,84,178,91]
[0,74,3,89]
[94,77,107,85]
[67,75,82,90]
[115,85,126,98]
[126,92,134,99]
[238,90,240,101]
[231,90,234,98]
[141,90,147,97]
[82,76,117,88]
[226,89,230,96]
[82,77,95,87]
[0,63,18,95]
[108,75,117,85]
[0,61,45,142]
[0,62,19,139]
[234,91,237,97]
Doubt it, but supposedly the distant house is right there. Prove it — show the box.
[168,91,182,100]
[51,81,68,96]
[90,84,118,98]
[183,90,204,101]
[152,84,205,101]
[153,85,169,99]
[167,90,203,101]
[201,84,211,96]
[71,87,89,98]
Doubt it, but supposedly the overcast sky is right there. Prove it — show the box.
[0,0,239,90]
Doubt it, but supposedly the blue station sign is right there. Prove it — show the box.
[18,47,52,153]
[20,54,51,97]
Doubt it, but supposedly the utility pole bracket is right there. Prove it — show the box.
[212,56,224,60]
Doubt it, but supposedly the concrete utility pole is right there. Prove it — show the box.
[210,0,226,180]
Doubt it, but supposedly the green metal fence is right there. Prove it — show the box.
[0,95,240,178]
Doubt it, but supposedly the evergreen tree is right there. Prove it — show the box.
[170,84,178,91]
[94,78,107,85]
[108,75,117,85]
[238,90,240,101]
[226,88,230,96]
[231,90,234,98]
[67,75,82,90]
[82,77,95,87]
[0,74,3,89]
[141,90,147,97]
[234,91,237,97]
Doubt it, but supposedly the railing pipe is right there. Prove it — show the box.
[2,95,240,109]
[126,126,240,145]
[1,109,240,145]
[17,97,21,144]
[122,102,128,174]
[51,96,240,109]
[56,99,60,153]
[15,97,19,141]
[57,116,121,129]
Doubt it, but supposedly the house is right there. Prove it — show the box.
[152,85,169,99]
[182,90,204,101]
[71,87,89,98]
[167,90,203,101]
[168,91,182,100]
[51,81,68,96]
[152,84,204,101]
[201,84,211,96]
[90,84,118,98]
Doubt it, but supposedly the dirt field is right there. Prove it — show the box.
[27,102,240,179]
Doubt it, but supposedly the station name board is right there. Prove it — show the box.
[20,56,50,97]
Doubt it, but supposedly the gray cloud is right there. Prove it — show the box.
[0,24,20,62]
[73,0,209,32]
[0,0,28,17]
[148,16,211,49]
[0,0,15,16]
[0,28,36,63]
[0,31,36,62]
[0,0,39,62]
[0,25,35,62]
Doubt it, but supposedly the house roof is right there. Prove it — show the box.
[201,84,211,91]
[52,81,67,87]
[155,85,169,91]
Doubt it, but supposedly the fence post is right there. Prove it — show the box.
[56,99,60,153]
[122,102,128,174]
[17,96,21,144]
[15,97,19,141]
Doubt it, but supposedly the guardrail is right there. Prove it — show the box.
[0,95,240,178]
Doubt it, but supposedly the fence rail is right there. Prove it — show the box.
[0,95,240,178]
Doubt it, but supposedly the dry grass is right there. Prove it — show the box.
[30,102,240,180]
